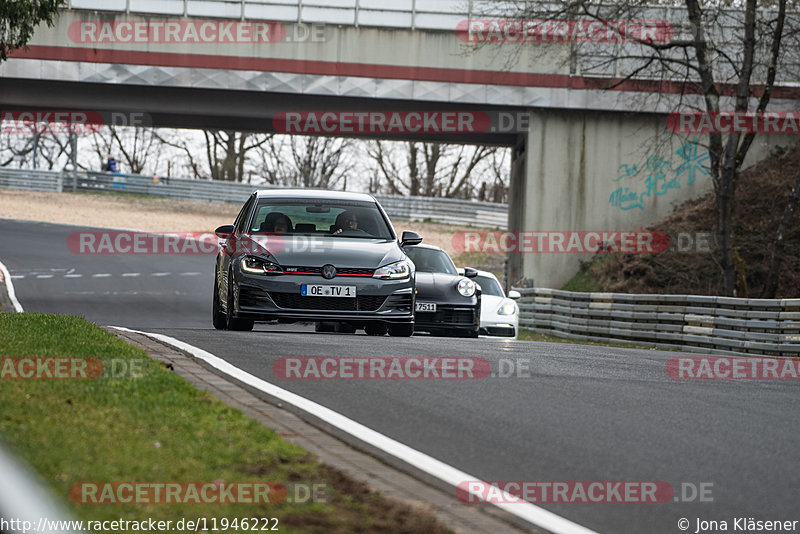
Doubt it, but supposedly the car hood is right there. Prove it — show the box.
[241,235,404,269]
[415,272,475,302]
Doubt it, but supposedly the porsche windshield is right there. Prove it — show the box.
[404,247,458,275]
[249,200,395,240]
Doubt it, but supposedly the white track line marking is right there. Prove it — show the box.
[121,273,141,277]
[179,272,202,276]
[10,275,24,279]
[36,274,54,279]
[64,274,83,278]
[110,327,597,534]
[91,273,112,278]
[152,272,170,277]
[0,260,24,312]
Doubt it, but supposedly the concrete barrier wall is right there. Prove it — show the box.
[517,287,800,357]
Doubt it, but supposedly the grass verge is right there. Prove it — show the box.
[0,313,450,534]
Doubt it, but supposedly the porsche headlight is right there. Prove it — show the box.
[241,256,282,275]
[373,260,410,280]
[497,300,517,315]
[457,278,476,297]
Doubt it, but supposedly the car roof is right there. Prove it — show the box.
[253,189,378,202]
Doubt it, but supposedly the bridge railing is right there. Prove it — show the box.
[515,287,800,357]
[0,168,508,229]
[68,0,477,30]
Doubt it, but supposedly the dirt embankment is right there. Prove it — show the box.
[579,143,800,298]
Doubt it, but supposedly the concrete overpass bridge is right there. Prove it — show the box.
[2,0,799,286]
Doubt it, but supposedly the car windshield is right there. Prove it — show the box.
[249,199,394,240]
[475,274,504,297]
[404,247,458,275]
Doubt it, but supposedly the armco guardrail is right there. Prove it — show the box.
[0,168,508,228]
[516,288,800,357]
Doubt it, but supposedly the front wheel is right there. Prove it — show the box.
[212,276,227,330]
[388,323,414,337]
[226,276,254,332]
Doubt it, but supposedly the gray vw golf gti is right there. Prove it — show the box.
[213,190,422,336]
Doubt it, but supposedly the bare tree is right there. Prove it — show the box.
[366,141,500,199]
[256,135,354,189]
[90,126,164,174]
[481,0,797,296]
[204,130,271,182]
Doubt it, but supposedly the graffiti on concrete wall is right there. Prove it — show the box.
[609,139,710,211]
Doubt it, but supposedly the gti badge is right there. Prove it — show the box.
[322,264,337,279]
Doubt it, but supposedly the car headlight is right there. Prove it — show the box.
[373,260,410,280]
[241,256,282,275]
[457,278,476,297]
[497,300,517,315]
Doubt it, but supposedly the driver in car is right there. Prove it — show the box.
[332,211,359,235]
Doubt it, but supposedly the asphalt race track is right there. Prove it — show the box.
[3,218,799,534]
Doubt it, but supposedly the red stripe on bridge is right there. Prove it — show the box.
[11,45,800,100]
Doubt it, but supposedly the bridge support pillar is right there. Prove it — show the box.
[509,108,793,289]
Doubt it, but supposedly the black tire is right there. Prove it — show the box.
[335,322,357,334]
[365,323,388,336]
[212,275,227,330]
[315,321,337,333]
[226,275,254,332]
[463,329,480,338]
[388,323,414,337]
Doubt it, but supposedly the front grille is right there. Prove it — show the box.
[281,266,374,277]
[269,292,386,311]
[416,309,476,325]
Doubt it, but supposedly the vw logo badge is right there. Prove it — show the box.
[322,264,337,279]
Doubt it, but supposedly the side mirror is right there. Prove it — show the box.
[400,231,422,247]
[508,290,521,300]
[215,224,234,238]
[463,267,479,278]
